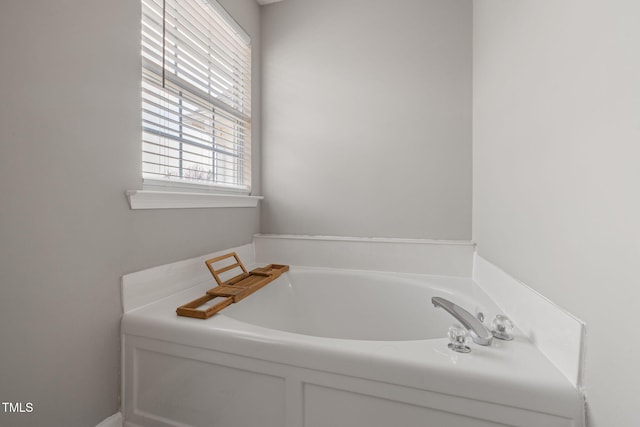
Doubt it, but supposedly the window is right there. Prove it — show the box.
[141,0,251,194]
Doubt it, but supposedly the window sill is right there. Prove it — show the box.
[126,190,263,210]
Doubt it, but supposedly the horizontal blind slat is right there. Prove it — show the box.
[142,149,244,172]
[142,69,250,120]
[166,0,250,54]
[142,109,248,149]
[142,47,250,114]
[143,139,243,162]
[162,8,251,74]
[161,3,251,84]
[161,34,251,103]
[142,0,251,98]
[142,120,246,154]
[141,88,250,146]
[143,61,251,121]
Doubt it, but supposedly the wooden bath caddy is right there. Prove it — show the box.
[176,252,289,319]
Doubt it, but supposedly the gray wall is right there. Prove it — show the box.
[0,0,260,426]
[260,0,472,239]
[473,1,640,425]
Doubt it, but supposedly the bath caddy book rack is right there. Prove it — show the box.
[176,252,289,319]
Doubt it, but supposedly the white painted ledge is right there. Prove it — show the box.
[254,234,475,277]
[126,190,263,209]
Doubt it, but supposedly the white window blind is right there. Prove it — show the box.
[141,0,252,193]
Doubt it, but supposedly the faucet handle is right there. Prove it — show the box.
[447,324,471,353]
[491,314,514,341]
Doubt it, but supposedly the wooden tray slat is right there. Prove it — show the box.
[205,252,249,287]
[176,295,234,319]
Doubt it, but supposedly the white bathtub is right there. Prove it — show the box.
[223,268,477,341]
[122,262,583,427]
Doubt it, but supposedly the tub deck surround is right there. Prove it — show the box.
[121,243,255,313]
[473,255,586,389]
[253,234,476,277]
[121,236,585,427]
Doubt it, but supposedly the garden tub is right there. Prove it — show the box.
[122,263,583,427]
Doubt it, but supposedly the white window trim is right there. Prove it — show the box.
[126,189,262,210]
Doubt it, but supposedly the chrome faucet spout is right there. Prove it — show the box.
[432,297,493,346]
